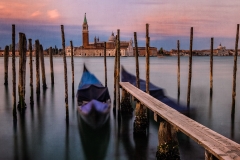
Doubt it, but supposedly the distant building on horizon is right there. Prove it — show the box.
[66,13,157,57]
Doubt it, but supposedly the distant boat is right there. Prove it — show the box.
[77,65,111,128]
[121,66,188,114]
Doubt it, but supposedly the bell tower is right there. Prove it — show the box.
[82,13,89,48]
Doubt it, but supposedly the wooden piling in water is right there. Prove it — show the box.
[35,40,40,97]
[12,24,17,117]
[177,40,180,98]
[70,41,74,98]
[61,25,69,119]
[4,45,9,85]
[18,33,27,110]
[40,45,47,89]
[134,32,140,88]
[133,31,148,134]
[156,121,180,160]
[113,36,118,107]
[29,39,34,106]
[187,27,193,107]
[231,24,239,118]
[49,47,54,85]
[117,29,120,111]
[210,38,214,96]
[146,24,150,94]
[104,42,107,87]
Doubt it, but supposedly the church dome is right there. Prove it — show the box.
[108,32,115,42]
[217,43,222,49]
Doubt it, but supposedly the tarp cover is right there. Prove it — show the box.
[121,66,188,113]
[77,65,110,102]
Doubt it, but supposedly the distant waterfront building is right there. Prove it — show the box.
[67,13,157,57]
[216,43,228,56]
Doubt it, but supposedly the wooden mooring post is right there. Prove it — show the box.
[49,47,54,85]
[18,33,27,110]
[177,40,180,100]
[61,25,69,120]
[35,40,40,97]
[113,35,117,108]
[187,27,193,108]
[104,42,107,87]
[70,41,74,98]
[12,24,17,118]
[4,45,9,85]
[231,24,239,118]
[156,120,180,160]
[146,24,150,94]
[40,45,47,89]
[117,29,120,112]
[29,39,34,106]
[133,32,147,134]
[210,37,214,97]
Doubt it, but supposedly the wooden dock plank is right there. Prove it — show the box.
[120,82,240,160]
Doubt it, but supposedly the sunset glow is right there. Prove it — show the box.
[0,0,239,50]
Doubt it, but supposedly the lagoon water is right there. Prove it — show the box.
[1,56,240,160]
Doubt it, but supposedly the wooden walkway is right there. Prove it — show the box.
[120,82,240,160]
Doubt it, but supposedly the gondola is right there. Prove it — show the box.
[77,65,111,128]
[121,66,189,115]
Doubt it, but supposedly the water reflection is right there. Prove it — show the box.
[77,114,110,160]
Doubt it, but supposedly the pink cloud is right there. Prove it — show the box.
[47,10,59,19]
[31,11,42,17]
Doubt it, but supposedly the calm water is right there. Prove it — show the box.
[1,56,240,160]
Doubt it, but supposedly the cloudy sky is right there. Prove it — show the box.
[0,0,239,50]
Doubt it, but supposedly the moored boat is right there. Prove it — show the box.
[77,65,111,128]
[121,66,188,114]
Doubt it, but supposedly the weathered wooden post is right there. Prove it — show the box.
[146,24,150,94]
[187,27,193,107]
[210,38,214,96]
[177,40,180,99]
[61,25,69,120]
[104,42,107,87]
[133,31,147,134]
[40,45,47,89]
[70,41,74,98]
[49,47,54,85]
[117,29,120,111]
[29,39,34,106]
[18,33,27,110]
[156,120,180,160]
[113,36,117,107]
[4,45,9,85]
[231,24,239,118]
[134,32,140,88]
[120,43,132,114]
[12,24,17,118]
[35,40,40,97]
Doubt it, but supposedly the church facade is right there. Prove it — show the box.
[66,13,157,57]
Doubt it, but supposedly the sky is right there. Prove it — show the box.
[0,0,239,50]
